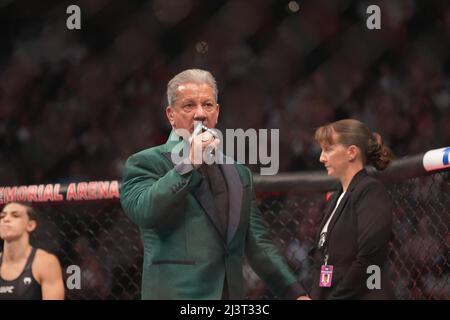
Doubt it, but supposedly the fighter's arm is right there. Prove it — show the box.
[34,250,65,300]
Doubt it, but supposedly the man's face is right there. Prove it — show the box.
[0,203,36,241]
[166,82,219,136]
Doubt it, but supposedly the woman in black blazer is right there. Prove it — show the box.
[309,119,395,299]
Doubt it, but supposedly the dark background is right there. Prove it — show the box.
[0,0,448,184]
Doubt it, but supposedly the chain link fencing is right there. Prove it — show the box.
[1,165,448,300]
[246,169,450,299]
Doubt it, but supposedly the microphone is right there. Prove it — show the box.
[201,124,218,159]
[190,122,218,142]
[201,124,218,139]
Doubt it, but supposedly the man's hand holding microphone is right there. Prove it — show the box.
[189,122,220,168]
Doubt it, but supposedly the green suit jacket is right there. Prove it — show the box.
[120,132,305,299]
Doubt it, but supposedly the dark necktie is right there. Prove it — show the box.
[200,164,229,236]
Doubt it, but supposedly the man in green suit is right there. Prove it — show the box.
[120,69,309,300]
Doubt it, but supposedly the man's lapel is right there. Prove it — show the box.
[162,135,232,241]
[220,162,244,244]
[161,132,246,244]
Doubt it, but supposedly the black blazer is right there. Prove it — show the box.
[309,169,394,299]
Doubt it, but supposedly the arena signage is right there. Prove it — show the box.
[0,181,120,204]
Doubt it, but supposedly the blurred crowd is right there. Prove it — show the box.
[0,0,448,185]
[0,0,448,300]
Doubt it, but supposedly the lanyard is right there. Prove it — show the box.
[318,235,330,265]
[323,253,329,266]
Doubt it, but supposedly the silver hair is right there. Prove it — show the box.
[167,69,218,106]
